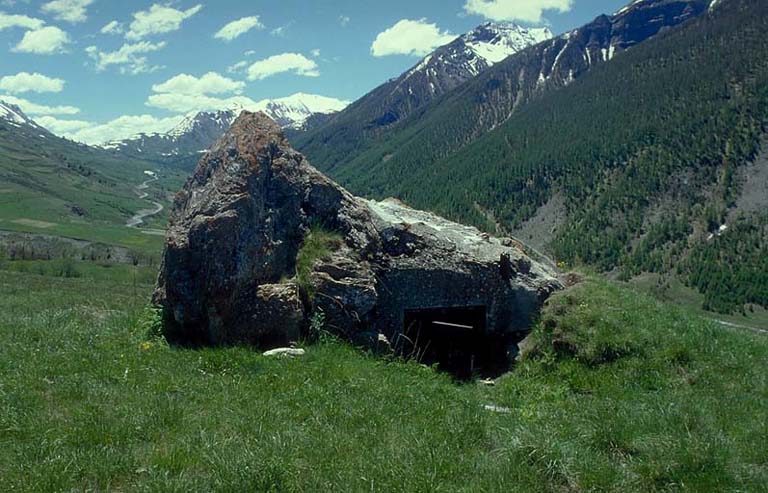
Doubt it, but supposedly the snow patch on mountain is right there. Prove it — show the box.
[404,22,552,83]
[0,100,37,127]
[115,93,349,146]
[253,93,350,129]
[464,23,552,65]
[167,110,238,139]
[99,94,349,165]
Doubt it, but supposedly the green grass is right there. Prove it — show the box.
[0,258,158,284]
[1,270,766,491]
[295,225,343,297]
[0,120,186,254]
[628,273,768,331]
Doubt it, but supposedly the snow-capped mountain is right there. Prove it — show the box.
[447,22,552,74]
[0,100,42,129]
[293,23,552,159]
[296,0,713,174]
[376,24,551,121]
[254,93,349,130]
[104,93,349,170]
[372,22,552,127]
[402,23,552,87]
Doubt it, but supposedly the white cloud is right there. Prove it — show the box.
[148,71,249,113]
[0,94,79,115]
[13,26,70,54]
[227,60,248,73]
[152,72,245,95]
[35,115,91,133]
[339,15,350,27]
[0,72,65,94]
[270,25,287,37]
[59,114,184,144]
[371,19,455,57]
[310,48,321,57]
[86,41,166,75]
[146,93,257,114]
[100,20,123,35]
[0,12,45,31]
[41,0,93,24]
[126,3,202,41]
[463,0,573,23]
[214,16,262,41]
[145,92,350,117]
[246,53,319,81]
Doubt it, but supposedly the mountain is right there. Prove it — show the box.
[0,99,183,249]
[103,93,348,171]
[299,0,768,314]
[291,23,551,168]
[256,93,348,129]
[296,0,712,174]
[1,101,45,130]
[101,109,239,168]
[367,22,552,126]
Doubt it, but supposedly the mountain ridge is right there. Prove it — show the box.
[291,22,551,167]
[304,0,768,314]
[100,93,349,170]
[296,0,713,175]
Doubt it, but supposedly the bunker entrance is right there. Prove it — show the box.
[403,306,510,380]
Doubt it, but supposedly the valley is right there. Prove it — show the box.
[126,171,164,229]
[0,0,766,490]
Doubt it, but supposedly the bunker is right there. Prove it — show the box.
[401,305,514,379]
[155,112,562,379]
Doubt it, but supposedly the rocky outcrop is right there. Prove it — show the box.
[155,112,561,372]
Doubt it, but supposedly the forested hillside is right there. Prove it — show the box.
[292,23,552,171]
[297,0,711,175]
[307,0,768,313]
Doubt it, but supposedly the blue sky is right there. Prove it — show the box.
[0,0,629,143]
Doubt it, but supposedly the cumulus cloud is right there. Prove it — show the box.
[145,92,350,118]
[0,94,79,115]
[126,3,202,41]
[0,72,65,94]
[339,15,350,27]
[152,72,245,95]
[13,26,70,54]
[227,60,248,73]
[146,93,257,114]
[86,41,166,75]
[214,16,263,41]
[35,115,91,134]
[463,0,573,23]
[41,0,93,24]
[55,114,185,144]
[147,72,249,113]
[371,19,455,57]
[246,53,319,81]
[100,20,123,35]
[0,12,45,31]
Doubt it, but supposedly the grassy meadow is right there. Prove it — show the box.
[0,263,766,492]
[0,121,186,255]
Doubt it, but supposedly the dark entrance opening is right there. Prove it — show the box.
[402,306,511,380]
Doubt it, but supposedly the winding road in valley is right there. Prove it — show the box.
[127,172,165,228]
